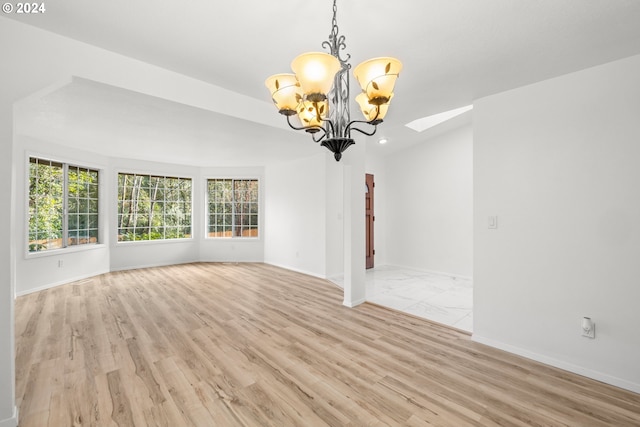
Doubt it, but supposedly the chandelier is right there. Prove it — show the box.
[265,0,402,161]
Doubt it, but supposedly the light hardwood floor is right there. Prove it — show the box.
[15,263,640,426]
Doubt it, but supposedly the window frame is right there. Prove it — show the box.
[205,177,261,240]
[116,171,194,244]
[26,155,103,257]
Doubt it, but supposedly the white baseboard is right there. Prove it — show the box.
[343,297,366,308]
[263,262,326,280]
[109,260,195,273]
[0,406,18,427]
[263,263,367,308]
[472,334,640,394]
[326,276,344,289]
[17,261,329,297]
[16,270,109,297]
[382,264,473,281]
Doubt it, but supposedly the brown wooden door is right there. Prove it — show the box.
[365,174,374,269]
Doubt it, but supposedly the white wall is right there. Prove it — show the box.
[325,158,345,279]
[0,90,17,427]
[264,153,328,277]
[473,53,640,392]
[340,138,367,306]
[385,124,473,277]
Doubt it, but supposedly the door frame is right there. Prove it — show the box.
[365,173,374,269]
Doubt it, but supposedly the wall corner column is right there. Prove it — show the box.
[342,140,366,307]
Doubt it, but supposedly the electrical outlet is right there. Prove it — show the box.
[58,260,63,268]
[582,317,595,339]
[488,216,498,229]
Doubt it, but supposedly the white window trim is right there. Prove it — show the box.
[204,176,262,240]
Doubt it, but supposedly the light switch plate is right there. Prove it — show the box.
[488,216,498,229]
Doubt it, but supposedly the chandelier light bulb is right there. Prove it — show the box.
[305,63,328,82]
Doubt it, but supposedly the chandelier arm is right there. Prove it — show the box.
[286,115,325,134]
[346,102,381,134]
[311,129,328,143]
[349,124,379,137]
[345,106,382,136]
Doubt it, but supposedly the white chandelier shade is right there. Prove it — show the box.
[353,57,403,105]
[291,52,341,100]
[264,73,303,114]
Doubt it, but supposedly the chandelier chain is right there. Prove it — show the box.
[322,0,350,66]
[332,0,338,34]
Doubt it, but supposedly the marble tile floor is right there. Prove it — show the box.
[331,265,473,333]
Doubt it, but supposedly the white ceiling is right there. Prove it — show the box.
[15,78,320,167]
[9,0,640,165]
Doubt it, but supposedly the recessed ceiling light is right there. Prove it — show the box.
[378,137,388,144]
[405,104,473,132]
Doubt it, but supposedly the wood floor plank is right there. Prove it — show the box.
[94,373,119,427]
[106,369,137,427]
[15,262,640,426]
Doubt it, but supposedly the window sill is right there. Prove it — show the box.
[115,238,194,246]
[25,243,107,260]
[204,237,261,242]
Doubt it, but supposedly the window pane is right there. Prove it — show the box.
[68,214,78,230]
[133,228,147,241]
[28,158,65,252]
[119,228,133,241]
[67,230,78,246]
[88,214,98,229]
[151,227,164,240]
[89,199,98,213]
[78,214,88,230]
[68,197,78,214]
[117,172,192,242]
[89,183,98,198]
